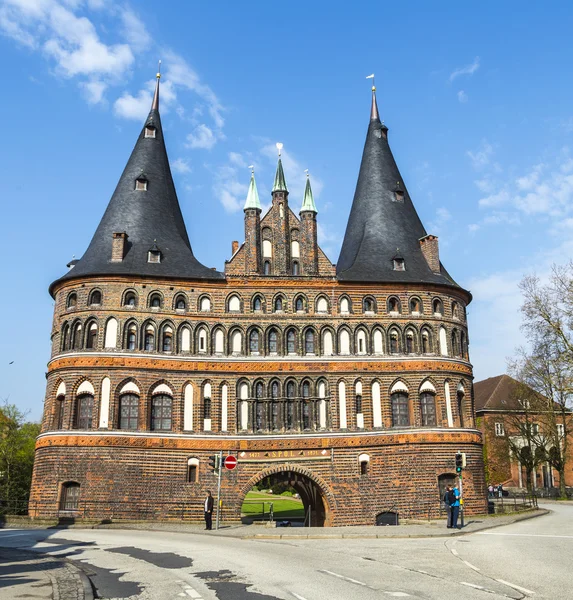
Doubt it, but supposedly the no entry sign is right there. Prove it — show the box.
[224,455,238,470]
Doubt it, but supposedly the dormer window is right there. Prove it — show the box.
[393,182,404,203]
[144,126,156,139]
[148,243,161,263]
[393,257,405,271]
[135,175,148,191]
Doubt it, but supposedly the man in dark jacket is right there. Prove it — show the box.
[204,490,214,530]
[443,485,453,528]
[451,485,461,529]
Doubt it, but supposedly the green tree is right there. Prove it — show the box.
[510,267,573,498]
[0,402,41,513]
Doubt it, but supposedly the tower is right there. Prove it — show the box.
[243,167,262,274]
[299,172,318,275]
[268,148,291,275]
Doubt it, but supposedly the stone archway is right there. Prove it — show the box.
[241,465,334,527]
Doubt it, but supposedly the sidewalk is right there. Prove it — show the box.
[88,506,549,539]
[0,548,93,600]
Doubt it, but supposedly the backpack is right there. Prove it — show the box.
[447,490,457,505]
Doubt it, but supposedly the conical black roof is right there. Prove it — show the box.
[51,87,223,294]
[336,92,461,289]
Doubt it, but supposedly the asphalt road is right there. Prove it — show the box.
[0,503,570,600]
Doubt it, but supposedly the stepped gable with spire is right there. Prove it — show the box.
[50,72,223,296]
[336,88,462,289]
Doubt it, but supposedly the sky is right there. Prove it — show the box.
[2,0,573,421]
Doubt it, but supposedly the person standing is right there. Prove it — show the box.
[488,483,494,499]
[443,485,454,528]
[498,483,503,499]
[204,490,214,530]
[451,484,461,529]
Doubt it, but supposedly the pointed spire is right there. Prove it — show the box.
[244,166,261,210]
[151,60,161,111]
[336,84,460,290]
[49,62,223,294]
[301,170,317,213]
[272,143,288,192]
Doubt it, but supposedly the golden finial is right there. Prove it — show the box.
[304,169,309,178]
[156,60,162,80]
[276,142,283,157]
[152,60,161,111]
[248,164,254,175]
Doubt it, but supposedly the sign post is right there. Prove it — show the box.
[215,450,223,530]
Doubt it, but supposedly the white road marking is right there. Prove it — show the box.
[496,579,535,595]
[384,593,411,597]
[320,569,369,587]
[450,548,459,556]
[462,560,480,572]
[0,532,34,538]
[461,582,493,592]
[184,586,202,598]
[291,593,309,600]
[477,532,573,539]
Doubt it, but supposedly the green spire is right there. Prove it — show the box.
[243,168,261,211]
[301,172,317,213]
[272,158,288,192]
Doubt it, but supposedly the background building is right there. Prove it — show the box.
[30,75,486,526]
[475,374,572,493]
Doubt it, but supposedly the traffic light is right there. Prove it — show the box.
[455,452,466,473]
[208,454,220,473]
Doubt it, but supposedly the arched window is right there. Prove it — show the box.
[461,331,467,358]
[203,384,212,421]
[286,329,296,354]
[255,382,264,430]
[359,454,369,476]
[253,295,263,311]
[86,322,97,349]
[410,297,421,314]
[249,329,260,354]
[199,296,211,311]
[187,458,199,483]
[214,328,224,354]
[228,294,241,312]
[373,328,383,354]
[271,381,280,430]
[61,323,69,351]
[420,392,436,426]
[322,329,334,355]
[75,394,94,429]
[388,297,400,313]
[316,297,328,313]
[55,395,65,429]
[268,329,278,354]
[389,330,399,354]
[119,394,139,429]
[274,296,283,312]
[231,329,242,354]
[452,301,459,319]
[263,260,271,275]
[150,293,161,308]
[286,382,295,429]
[405,330,415,354]
[339,329,350,354]
[162,327,173,352]
[363,297,375,313]
[198,327,208,353]
[89,290,102,306]
[391,393,409,427]
[71,323,82,350]
[439,326,448,356]
[67,293,77,309]
[433,298,443,315]
[340,297,350,314]
[292,261,300,275]
[305,330,315,354]
[151,394,172,431]
[126,324,137,350]
[457,389,465,428]
[124,291,137,307]
[302,381,311,429]
[295,296,304,312]
[421,329,430,354]
[451,330,459,357]
[356,329,367,355]
[144,325,155,351]
[60,482,80,511]
[175,295,186,310]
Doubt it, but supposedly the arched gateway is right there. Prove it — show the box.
[241,465,335,527]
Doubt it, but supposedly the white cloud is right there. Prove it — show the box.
[229,152,247,167]
[428,207,451,236]
[449,56,480,82]
[80,78,106,104]
[171,158,191,174]
[516,163,544,191]
[467,139,494,170]
[114,87,152,120]
[478,189,510,208]
[457,90,468,103]
[119,7,150,53]
[186,124,217,150]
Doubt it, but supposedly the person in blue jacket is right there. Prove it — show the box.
[451,485,461,529]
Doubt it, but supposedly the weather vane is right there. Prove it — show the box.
[366,73,375,91]
[157,60,162,80]
[276,142,283,157]
[304,169,309,178]
[248,164,254,174]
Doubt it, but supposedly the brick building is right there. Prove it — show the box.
[30,74,486,526]
[475,374,573,492]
